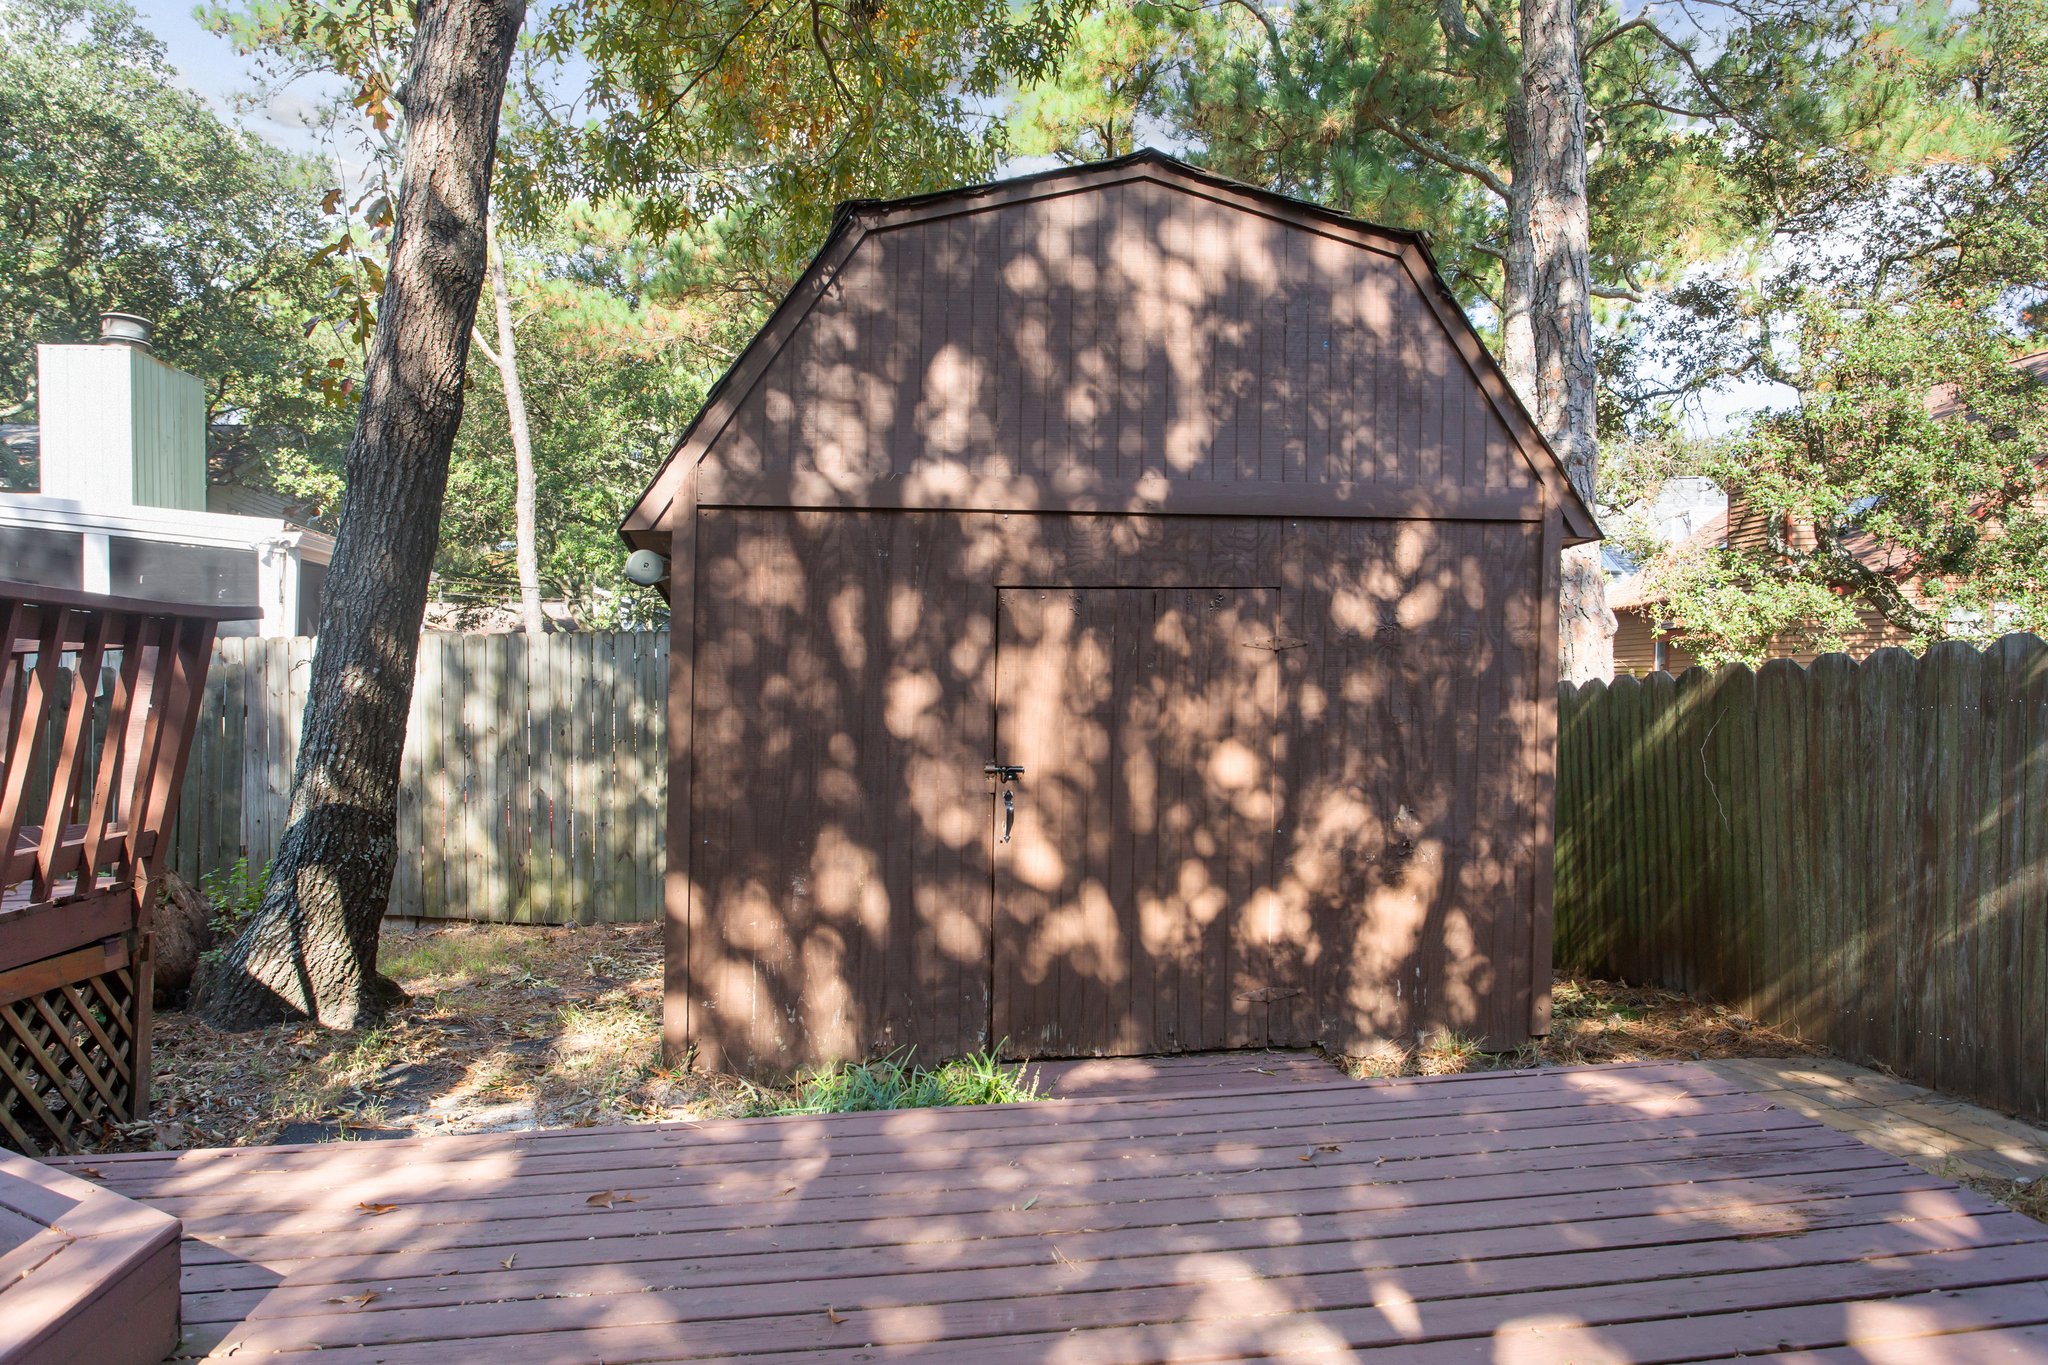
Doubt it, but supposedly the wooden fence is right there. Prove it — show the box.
[165,632,669,924]
[1556,634,2048,1121]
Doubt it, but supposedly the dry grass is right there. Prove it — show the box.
[1972,1175,2048,1224]
[1333,976,1824,1081]
[108,922,762,1152]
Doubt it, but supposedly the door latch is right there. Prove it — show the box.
[985,764,1024,842]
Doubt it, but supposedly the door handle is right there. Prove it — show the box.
[985,764,1024,843]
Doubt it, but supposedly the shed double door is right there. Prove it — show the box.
[991,586,1283,1058]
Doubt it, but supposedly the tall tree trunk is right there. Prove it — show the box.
[1510,0,1615,682]
[482,215,548,637]
[196,0,525,1031]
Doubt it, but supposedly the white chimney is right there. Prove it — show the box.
[35,313,207,511]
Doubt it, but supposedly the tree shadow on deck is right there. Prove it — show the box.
[72,1054,2048,1360]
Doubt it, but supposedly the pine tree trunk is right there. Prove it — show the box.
[1511,0,1614,682]
[485,216,548,637]
[196,0,525,1031]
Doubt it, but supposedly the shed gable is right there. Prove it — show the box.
[626,155,1596,541]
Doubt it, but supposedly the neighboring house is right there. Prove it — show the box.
[0,314,333,635]
[1610,350,2048,676]
[1608,511,1716,675]
[1608,503,1922,675]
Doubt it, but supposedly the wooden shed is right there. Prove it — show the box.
[622,153,1599,1075]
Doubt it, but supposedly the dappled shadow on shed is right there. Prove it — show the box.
[667,164,1560,1076]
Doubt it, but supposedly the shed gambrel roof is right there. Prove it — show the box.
[622,150,1600,550]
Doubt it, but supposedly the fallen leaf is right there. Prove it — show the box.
[501,1254,517,1270]
[1298,1152,1314,1162]
[327,1291,380,1308]
[1051,1246,1078,1271]
[1019,1195,1039,1211]
[826,1306,847,1325]
[774,1186,797,1198]
[1317,1144,1342,1153]
[355,1202,399,1216]
[76,1166,104,1179]
[587,1190,645,1208]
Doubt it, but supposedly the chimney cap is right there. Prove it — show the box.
[98,312,153,349]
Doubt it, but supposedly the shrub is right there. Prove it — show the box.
[199,857,269,943]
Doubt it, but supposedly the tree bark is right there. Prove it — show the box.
[196,0,525,1031]
[1510,0,1615,682]
[481,214,548,637]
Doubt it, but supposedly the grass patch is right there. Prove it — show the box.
[744,1050,1042,1116]
[380,925,566,991]
[268,1025,406,1125]
[539,998,661,1124]
[1415,1028,1484,1075]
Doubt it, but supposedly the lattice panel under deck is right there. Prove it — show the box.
[0,964,137,1156]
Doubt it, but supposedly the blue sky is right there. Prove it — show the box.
[131,0,341,153]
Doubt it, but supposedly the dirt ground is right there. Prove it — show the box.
[85,924,1838,1154]
[1335,976,1824,1079]
[112,922,753,1152]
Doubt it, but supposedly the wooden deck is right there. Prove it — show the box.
[47,1060,2048,1362]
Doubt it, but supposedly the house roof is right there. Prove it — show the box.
[1607,509,1726,611]
[1925,349,2048,420]
[1611,347,2048,615]
[620,149,1600,547]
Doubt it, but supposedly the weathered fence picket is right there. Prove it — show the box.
[164,631,669,925]
[1555,633,2048,1122]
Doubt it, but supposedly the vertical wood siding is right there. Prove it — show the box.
[683,509,1548,1074]
[164,632,670,925]
[698,180,1535,503]
[1555,634,2048,1121]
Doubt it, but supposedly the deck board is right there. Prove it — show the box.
[46,1060,2048,1362]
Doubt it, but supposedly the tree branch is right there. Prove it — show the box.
[809,0,856,106]
[1225,0,1287,68]
[1369,113,1511,200]
[1582,15,1649,60]
[1438,0,1482,50]
[470,325,503,372]
[1624,17,1772,143]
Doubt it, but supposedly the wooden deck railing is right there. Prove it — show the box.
[0,581,252,1154]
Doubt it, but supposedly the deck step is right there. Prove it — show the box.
[0,1149,180,1365]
